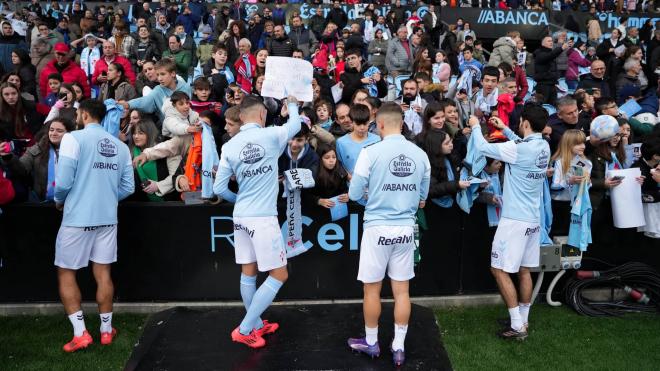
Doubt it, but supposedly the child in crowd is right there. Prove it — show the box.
[162,91,201,139]
[311,143,349,209]
[203,44,235,102]
[315,99,333,131]
[196,25,215,67]
[336,103,380,176]
[550,129,590,201]
[191,78,222,115]
[44,73,63,107]
[278,124,320,179]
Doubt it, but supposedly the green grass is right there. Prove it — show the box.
[437,304,660,371]
[2,306,660,370]
[0,313,147,371]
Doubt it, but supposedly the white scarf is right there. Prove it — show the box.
[283,168,315,258]
[475,88,498,115]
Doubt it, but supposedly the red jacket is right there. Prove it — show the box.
[91,55,136,86]
[39,60,91,100]
[514,65,528,102]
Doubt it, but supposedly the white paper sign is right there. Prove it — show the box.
[609,167,646,228]
[261,57,313,102]
[331,83,343,103]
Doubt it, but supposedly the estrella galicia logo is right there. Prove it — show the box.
[535,149,549,169]
[239,143,265,164]
[477,10,548,26]
[389,154,416,177]
[97,138,117,157]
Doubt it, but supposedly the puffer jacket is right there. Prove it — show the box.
[99,80,137,102]
[161,99,201,138]
[488,37,516,68]
[288,26,317,58]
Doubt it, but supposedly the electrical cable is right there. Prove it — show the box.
[563,262,660,317]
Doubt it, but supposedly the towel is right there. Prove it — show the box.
[485,172,502,227]
[568,176,592,251]
[539,179,553,246]
[201,121,219,199]
[101,99,125,138]
[363,65,381,97]
[431,158,455,208]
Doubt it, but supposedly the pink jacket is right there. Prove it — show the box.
[566,49,592,81]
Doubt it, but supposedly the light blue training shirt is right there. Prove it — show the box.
[349,134,431,227]
[213,102,301,217]
[55,123,134,227]
[470,126,550,224]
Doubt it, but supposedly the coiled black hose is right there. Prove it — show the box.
[563,262,660,317]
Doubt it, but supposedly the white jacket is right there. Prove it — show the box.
[161,99,200,138]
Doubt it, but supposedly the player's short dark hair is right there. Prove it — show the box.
[349,103,370,125]
[78,99,106,122]
[240,95,266,112]
[521,103,548,133]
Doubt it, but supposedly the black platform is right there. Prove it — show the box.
[124,303,452,371]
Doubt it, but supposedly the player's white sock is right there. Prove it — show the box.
[519,303,531,325]
[392,324,408,351]
[508,306,523,331]
[365,326,378,346]
[100,312,113,333]
[68,310,86,337]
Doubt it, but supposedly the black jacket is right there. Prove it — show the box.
[267,35,295,57]
[533,46,563,84]
[577,73,611,97]
[339,62,387,104]
[326,9,348,30]
[202,59,234,102]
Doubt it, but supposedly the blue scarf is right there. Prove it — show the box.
[539,179,553,246]
[485,172,502,227]
[431,158,455,208]
[242,54,252,80]
[457,132,487,213]
[45,147,56,201]
[201,121,219,199]
[568,177,592,251]
[362,66,381,97]
[101,99,124,138]
[218,66,235,84]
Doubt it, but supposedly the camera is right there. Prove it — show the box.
[58,92,68,100]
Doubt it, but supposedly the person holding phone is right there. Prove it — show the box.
[0,118,75,202]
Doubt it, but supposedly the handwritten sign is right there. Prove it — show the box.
[261,57,314,102]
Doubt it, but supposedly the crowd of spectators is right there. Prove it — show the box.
[0,0,659,244]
